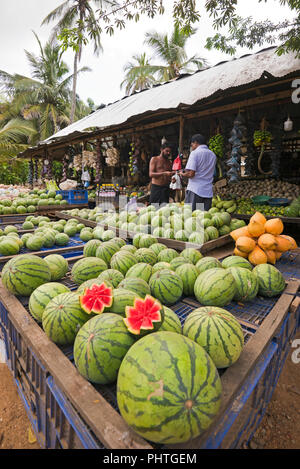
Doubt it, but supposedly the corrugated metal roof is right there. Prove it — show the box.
[20,46,300,156]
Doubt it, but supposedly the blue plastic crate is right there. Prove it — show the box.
[56,190,88,205]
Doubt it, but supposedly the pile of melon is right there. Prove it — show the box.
[230,212,298,265]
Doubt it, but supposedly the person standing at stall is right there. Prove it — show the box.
[179,134,216,211]
[149,142,174,205]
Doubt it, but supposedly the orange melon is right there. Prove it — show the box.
[264,249,277,265]
[264,218,284,236]
[250,212,267,226]
[248,246,268,265]
[247,220,265,237]
[230,226,253,242]
[274,235,293,253]
[258,233,277,251]
[233,247,249,258]
[236,236,256,253]
[280,235,297,250]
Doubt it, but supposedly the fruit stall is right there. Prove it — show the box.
[0,204,299,449]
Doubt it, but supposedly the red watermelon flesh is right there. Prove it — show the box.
[124,295,163,336]
[80,283,113,314]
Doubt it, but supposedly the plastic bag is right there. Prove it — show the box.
[59,179,77,190]
[172,155,182,171]
[170,173,182,190]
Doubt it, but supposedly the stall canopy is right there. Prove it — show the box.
[18,46,300,158]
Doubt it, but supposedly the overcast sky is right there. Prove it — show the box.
[0,1,296,106]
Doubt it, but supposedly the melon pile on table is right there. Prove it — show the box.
[0,189,68,214]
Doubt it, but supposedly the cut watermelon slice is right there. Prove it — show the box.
[124,295,164,336]
[80,282,113,315]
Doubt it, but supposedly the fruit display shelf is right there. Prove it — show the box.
[232,213,300,225]
[0,248,299,449]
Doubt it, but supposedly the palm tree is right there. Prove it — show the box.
[120,52,159,96]
[42,0,108,124]
[144,25,208,82]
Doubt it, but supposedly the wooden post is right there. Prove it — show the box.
[179,115,185,154]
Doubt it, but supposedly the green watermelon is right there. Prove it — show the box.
[76,277,113,294]
[4,225,18,235]
[97,269,124,288]
[120,244,137,254]
[149,269,183,305]
[183,307,244,368]
[205,226,219,240]
[118,277,151,298]
[73,313,135,384]
[22,221,34,230]
[43,254,69,281]
[253,264,286,297]
[180,248,203,265]
[221,256,253,271]
[228,267,259,302]
[125,263,153,282]
[83,239,102,257]
[105,288,139,315]
[196,256,222,273]
[188,232,204,244]
[42,292,90,345]
[176,264,200,296]
[0,237,20,256]
[149,242,167,255]
[152,262,172,273]
[169,257,191,271]
[71,257,107,285]
[157,248,178,263]
[139,234,158,248]
[110,251,137,276]
[96,241,119,264]
[1,254,51,296]
[117,331,222,444]
[194,268,236,307]
[29,282,70,322]
[134,248,157,266]
[80,230,94,242]
[55,233,70,246]
[159,306,182,334]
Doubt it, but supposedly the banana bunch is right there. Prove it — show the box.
[212,195,237,213]
[128,142,138,176]
[253,130,272,147]
[209,134,225,158]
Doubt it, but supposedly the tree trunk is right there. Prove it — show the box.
[70,49,79,125]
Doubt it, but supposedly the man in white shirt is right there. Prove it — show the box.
[180,134,217,211]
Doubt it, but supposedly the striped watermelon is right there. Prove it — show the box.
[196,256,222,273]
[112,237,126,248]
[42,292,91,345]
[117,331,222,444]
[73,313,135,384]
[125,263,153,282]
[183,307,244,368]
[97,269,124,288]
[169,257,192,271]
[71,257,107,285]
[149,269,183,305]
[96,241,119,264]
[152,262,171,273]
[0,237,20,255]
[43,254,69,281]
[110,251,137,276]
[1,254,51,296]
[134,248,157,266]
[227,267,259,302]
[77,278,113,294]
[120,244,137,254]
[180,248,203,265]
[105,288,140,315]
[194,268,236,307]
[83,239,102,257]
[253,264,285,297]
[176,264,199,296]
[157,248,178,263]
[132,233,143,248]
[139,234,158,248]
[29,282,70,322]
[118,277,151,298]
[159,306,182,334]
[149,242,167,255]
[221,256,253,271]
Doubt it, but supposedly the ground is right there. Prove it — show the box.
[0,332,299,450]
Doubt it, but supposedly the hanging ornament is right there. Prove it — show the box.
[284,116,293,132]
[226,112,247,183]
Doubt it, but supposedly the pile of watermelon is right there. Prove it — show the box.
[0,189,68,215]
[62,202,242,244]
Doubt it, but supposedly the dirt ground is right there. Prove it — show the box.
[0,331,299,450]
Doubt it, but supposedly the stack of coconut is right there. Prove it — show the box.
[230,211,298,265]
[214,179,300,199]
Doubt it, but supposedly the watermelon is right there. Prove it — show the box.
[176,264,199,296]
[152,262,172,273]
[43,254,69,281]
[180,248,203,265]
[0,238,20,256]
[253,264,286,297]
[139,234,158,248]
[1,254,51,296]
[194,268,236,307]
[71,257,107,285]
[159,306,182,334]
[118,277,151,298]
[110,251,137,276]
[22,221,34,230]
[105,288,140,315]
[149,243,167,255]
[132,233,143,248]
[196,256,222,273]
[42,292,90,345]
[124,295,164,336]
[149,269,183,305]
[73,313,135,384]
[227,267,259,302]
[29,282,70,322]
[120,244,137,254]
[169,256,192,271]
[117,331,222,444]
[188,232,204,244]
[26,235,45,251]
[96,241,119,264]
[157,248,178,263]
[183,307,244,368]
[80,230,93,242]
[134,248,157,266]
[221,256,253,271]
[83,239,102,257]
[97,269,124,288]
[4,225,18,235]
[112,237,127,248]
[80,282,113,314]
[55,233,70,246]
[77,277,112,294]
[205,226,219,240]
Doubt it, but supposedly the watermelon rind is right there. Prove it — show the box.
[194,268,236,307]
[29,282,70,322]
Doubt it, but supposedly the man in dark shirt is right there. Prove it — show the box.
[149,142,174,205]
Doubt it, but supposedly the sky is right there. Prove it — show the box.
[0,0,296,106]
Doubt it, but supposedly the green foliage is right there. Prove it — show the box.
[0,160,29,184]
